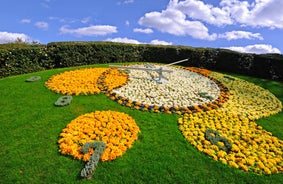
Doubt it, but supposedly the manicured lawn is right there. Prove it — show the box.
[1,64,283,184]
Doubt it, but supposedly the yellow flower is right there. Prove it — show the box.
[228,161,239,169]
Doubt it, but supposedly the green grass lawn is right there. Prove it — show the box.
[1,64,283,184]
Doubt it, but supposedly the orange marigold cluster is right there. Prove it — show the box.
[58,110,140,162]
[45,68,108,95]
[45,68,129,96]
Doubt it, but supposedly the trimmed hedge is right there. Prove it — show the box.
[0,42,282,81]
[0,44,53,77]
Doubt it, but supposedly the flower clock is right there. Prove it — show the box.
[46,63,282,176]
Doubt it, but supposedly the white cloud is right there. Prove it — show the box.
[105,37,172,45]
[171,0,283,28]
[35,21,49,30]
[139,9,217,40]
[0,32,30,43]
[150,39,172,45]
[60,25,117,36]
[172,0,232,26]
[224,44,281,54]
[139,0,283,42]
[125,20,130,26]
[219,30,263,40]
[20,19,31,24]
[133,28,153,34]
[220,0,283,28]
[106,37,141,44]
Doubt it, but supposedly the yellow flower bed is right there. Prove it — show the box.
[45,68,129,95]
[58,110,140,162]
[179,109,283,174]
[210,72,282,120]
[179,72,283,174]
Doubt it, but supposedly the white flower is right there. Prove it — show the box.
[113,64,220,107]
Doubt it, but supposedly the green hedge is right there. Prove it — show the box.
[0,42,282,81]
[0,43,53,77]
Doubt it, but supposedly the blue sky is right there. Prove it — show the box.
[1,0,283,54]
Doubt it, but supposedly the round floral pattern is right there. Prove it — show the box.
[107,65,230,114]
[113,65,220,107]
[58,110,140,162]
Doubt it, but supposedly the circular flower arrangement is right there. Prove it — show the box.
[178,71,283,174]
[49,64,283,175]
[107,64,230,114]
[58,110,140,162]
[45,68,128,95]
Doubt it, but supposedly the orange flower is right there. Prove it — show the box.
[58,111,140,162]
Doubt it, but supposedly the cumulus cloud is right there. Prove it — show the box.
[0,32,30,43]
[172,0,232,26]
[169,0,283,28]
[139,9,217,40]
[221,0,283,28]
[60,25,117,36]
[150,39,172,45]
[224,44,281,54]
[35,21,49,30]
[106,37,141,44]
[133,28,153,34]
[219,31,263,40]
[139,0,283,40]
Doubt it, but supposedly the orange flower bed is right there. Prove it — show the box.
[58,110,140,162]
[45,68,108,95]
[45,68,129,95]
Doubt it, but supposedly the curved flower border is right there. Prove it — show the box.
[58,110,140,162]
[178,72,283,174]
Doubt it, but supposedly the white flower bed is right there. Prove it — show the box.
[113,65,220,107]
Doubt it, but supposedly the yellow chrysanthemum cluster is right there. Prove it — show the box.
[178,72,283,174]
[58,110,140,162]
[179,109,283,174]
[45,68,129,95]
[210,72,282,120]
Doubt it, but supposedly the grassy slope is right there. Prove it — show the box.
[0,65,283,184]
